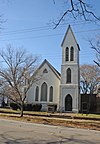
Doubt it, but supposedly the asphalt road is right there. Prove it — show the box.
[0,118,100,144]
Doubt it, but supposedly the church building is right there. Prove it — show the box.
[26,25,80,113]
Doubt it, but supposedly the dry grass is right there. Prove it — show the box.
[0,112,100,131]
[0,108,100,118]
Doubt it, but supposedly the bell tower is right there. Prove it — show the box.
[60,25,80,112]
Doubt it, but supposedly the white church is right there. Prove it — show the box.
[26,25,80,113]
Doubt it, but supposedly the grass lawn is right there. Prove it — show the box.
[74,113,100,118]
[0,108,100,118]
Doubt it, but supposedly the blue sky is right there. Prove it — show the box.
[0,0,100,72]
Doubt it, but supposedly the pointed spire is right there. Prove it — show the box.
[61,25,80,51]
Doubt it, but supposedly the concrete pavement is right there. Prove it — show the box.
[0,118,100,144]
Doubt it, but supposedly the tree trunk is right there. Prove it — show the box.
[20,102,24,117]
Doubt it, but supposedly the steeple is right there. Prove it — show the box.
[61,25,80,50]
[60,25,80,113]
[61,25,80,64]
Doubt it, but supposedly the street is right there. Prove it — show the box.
[0,118,100,144]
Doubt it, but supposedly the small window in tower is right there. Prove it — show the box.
[66,68,71,83]
[70,46,74,61]
[65,47,69,61]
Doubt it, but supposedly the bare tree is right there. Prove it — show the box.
[80,64,100,94]
[89,38,100,67]
[0,45,40,117]
[53,0,100,28]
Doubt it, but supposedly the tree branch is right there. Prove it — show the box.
[53,0,100,28]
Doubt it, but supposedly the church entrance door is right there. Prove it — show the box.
[65,94,72,111]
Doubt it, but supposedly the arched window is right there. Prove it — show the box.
[66,68,71,83]
[65,94,72,111]
[49,86,53,102]
[41,82,47,101]
[70,46,74,61]
[65,47,69,61]
[35,86,39,101]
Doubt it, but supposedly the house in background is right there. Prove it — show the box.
[0,96,8,107]
[26,25,80,112]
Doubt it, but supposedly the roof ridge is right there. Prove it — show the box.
[46,60,61,78]
[33,59,61,80]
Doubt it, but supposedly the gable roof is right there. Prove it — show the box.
[61,25,80,51]
[33,59,61,80]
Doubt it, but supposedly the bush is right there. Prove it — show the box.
[23,104,33,111]
[23,103,42,111]
[10,103,20,110]
[10,103,42,111]
[32,104,42,111]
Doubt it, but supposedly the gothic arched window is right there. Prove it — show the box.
[66,68,71,83]
[65,47,69,61]
[65,94,72,111]
[41,82,47,101]
[70,46,74,61]
[49,86,53,102]
[35,86,39,101]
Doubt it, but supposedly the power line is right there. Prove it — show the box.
[0,28,100,41]
[0,33,63,41]
[0,21,97,36]
[29,51,96,59]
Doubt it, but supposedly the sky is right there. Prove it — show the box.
[0,0,100,72]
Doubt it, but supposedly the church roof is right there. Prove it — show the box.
[61,25,80,51]
[33,59,61,80]
[41,59,61,79]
